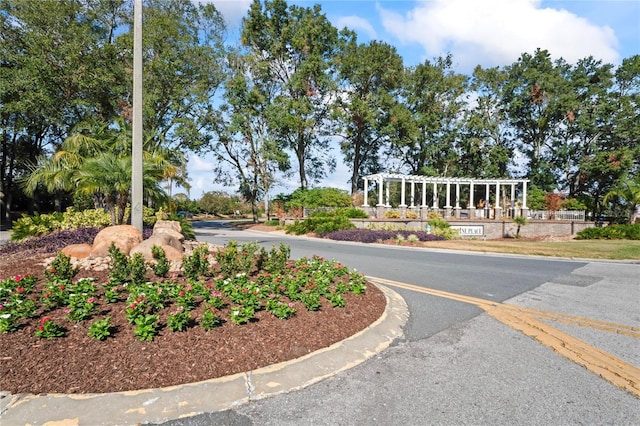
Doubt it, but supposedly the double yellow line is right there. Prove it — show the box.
[369,276,640,398]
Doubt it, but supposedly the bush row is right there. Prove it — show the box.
[576,223,640,240]
[323,229,445,244]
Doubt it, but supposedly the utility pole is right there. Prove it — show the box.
[131,0,143,231]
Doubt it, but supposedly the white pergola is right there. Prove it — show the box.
[362,173,529,218]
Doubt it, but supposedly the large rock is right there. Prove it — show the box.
[61,243,92,259]
[129,236,184,264]
[151,222,184,251]
[90,225,143,258]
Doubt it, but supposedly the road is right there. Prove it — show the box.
[158,221,639,425]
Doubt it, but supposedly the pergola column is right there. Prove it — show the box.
[421,182,427,207]
[385,180,391,207]
[485,183,490,219]
[454,182,461,218]
[432,183,438,209]
[469,182,476,218]
[444,181,452,218]
[510,183,516,217]
[377,176,384,206]
[400,177,407,207]
[494,183,502,221]
[410,181,415,208]
[363,178,369,207]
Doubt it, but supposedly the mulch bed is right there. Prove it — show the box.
[0,251,386,395]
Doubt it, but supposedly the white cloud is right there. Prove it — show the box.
[188,153,214,172]
[378,0,619,69]
[334,15,377,39]
[195,0,251,28]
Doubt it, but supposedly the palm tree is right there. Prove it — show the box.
[23,118,186,224]
[603,176,640,224]
[77,153,167,224]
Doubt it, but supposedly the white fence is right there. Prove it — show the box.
[528,210,585,221]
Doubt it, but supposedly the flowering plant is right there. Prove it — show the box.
[67,294,97,321]
[229,305,255,325]
[88,316,112,341]
[133,314,158,341]
[35,317,65,338]
[266,296,296,319]
[200,304,223,330]
[167,306,191,332]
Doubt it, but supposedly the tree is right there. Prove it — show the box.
[1,0,127,220]
[603,176,640,223]
[388,55,467,176]
[503,49,572,190]
[332,39,404,194]
[460,66,514,178]
[241,0,342,189]
[207,50,289,222]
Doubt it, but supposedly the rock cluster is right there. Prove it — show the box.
[55,221,190,272]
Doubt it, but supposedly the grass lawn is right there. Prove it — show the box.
[418,239,640,260]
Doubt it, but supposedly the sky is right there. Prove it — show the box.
[184,0,640,199]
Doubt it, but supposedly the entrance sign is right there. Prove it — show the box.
[450,225,484,237]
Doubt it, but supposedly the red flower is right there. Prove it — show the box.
[14,275,23,282]
[16,286,25,293]
[38,325,44,332]
[59,285,65,291]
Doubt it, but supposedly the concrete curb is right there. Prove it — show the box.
[1,284,408,426]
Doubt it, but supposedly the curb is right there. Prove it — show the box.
[0,284,408,426]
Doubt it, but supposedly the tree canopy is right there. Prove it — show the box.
[1,0,638,224]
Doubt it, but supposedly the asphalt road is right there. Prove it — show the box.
[156,221,639,425]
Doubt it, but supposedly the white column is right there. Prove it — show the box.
[410,181,415,207]
[510,183,516,211]
[421,182,427,207]
[485,184,490,218]
[385,180,390,207]
[432,183,438,209]
[495,183,500,207]
[400,177,406,207]
[522,181,528,209]
[455,183,460,208]
[378,176,384,206]
[363,178,369,206]
[469,182,475,208]
[445,181,451,208]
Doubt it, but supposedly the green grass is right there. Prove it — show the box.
[418,239,640,260]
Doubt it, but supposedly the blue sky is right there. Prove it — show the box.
[185,0,639,198]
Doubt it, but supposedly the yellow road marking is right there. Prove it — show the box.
[368,276,640,398]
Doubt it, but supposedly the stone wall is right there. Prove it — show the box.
[349,219,595,239]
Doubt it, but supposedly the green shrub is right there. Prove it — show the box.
[285,215,355,236]
[576,223,640,240]
[10,208,113,241]
[285,187,352,209]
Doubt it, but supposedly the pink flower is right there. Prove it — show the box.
[0,304,4,310]
[87,297,95,303]
[14,275,23,282]
[288,303,294,308]
[178,290,185,297]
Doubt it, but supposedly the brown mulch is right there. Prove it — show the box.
[0,251,386,395]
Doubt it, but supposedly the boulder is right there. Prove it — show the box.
[151,228,184,251]
[129,237,184,263]
[61,243,92,259]
[153,220,182,234]
[90,225,143,258]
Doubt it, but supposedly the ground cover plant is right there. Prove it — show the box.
[0,239,385,394]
